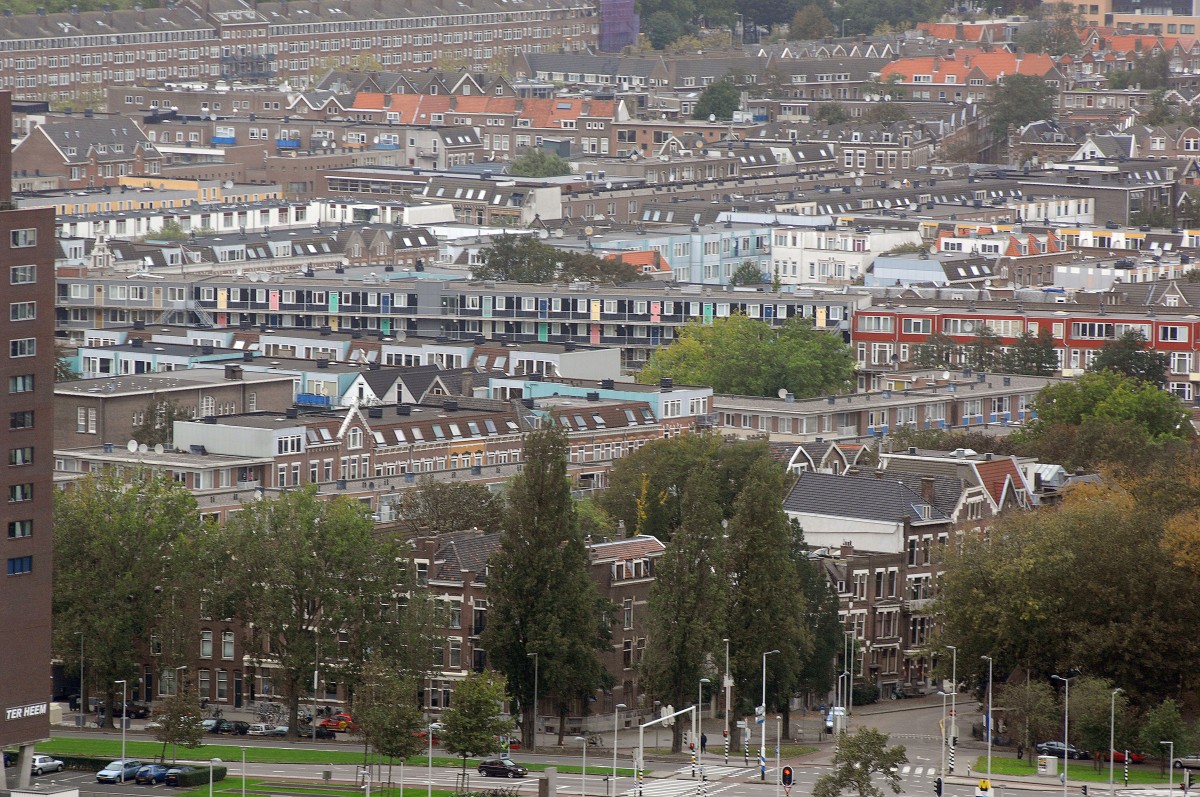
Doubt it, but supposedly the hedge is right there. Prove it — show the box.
[174,765,228,788]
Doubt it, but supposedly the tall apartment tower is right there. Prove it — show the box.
[0,91,56,787]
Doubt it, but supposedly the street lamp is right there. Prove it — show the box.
[760,650,780,781]
[115,679,128,782]
[982,655,993,780]
[938,691,948,777]
[575,735,589,797]
[697,677,710,774]
[723,638,731,766]
[1052,674,1076,797]
[209,757,222,797]
[612,703,627,797]
[947,645,958,773]
[1163,741,1175,792]
[842,18,851,37]
[528,652,539,753]
[1109,689,1122,797]
[427,722,440,797]
[76,632,84,730]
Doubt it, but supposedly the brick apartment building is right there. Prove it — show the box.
[0,92,56,787]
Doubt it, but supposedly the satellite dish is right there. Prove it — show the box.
[777,388,789,399]
[154,443,165,455]
[855,177,863,186]
[708,114,716,122]
[222,180,234,189]
[584,226,594,236]
[126,439,138,453]
[537,230,550,239]
[138,444,149,454]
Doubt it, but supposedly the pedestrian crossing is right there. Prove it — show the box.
[897,766,938,778]
[671,765,760,779]
[623,778,742,797]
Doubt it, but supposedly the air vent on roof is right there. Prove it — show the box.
[368,407,383,419]
[443,400,458,412]
[396,405,411,416]
[285,408,299,419]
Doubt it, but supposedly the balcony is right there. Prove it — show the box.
[276,139,302,149]
[296,393,332,408]
[212,136,237,146]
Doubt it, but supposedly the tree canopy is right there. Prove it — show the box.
[507,149,572,178]
[986,74,1056,136]
[440,672,512,773]
[637,314,855,399]
[1087,330,1169,386]
[813,727,907,797]
[692,80,741,120]
[472,234,648,284]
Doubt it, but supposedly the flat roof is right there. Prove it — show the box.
[55,369,294,397]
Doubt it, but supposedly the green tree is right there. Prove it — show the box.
[56,340,79,382]
[53,470,207,726]
[153,220,189,242]
[967,326,1003,372]
[507,149,572,178]
[353,657,429,763]
[1022,370,1192,443]
[995,679,1059,768]
[1068,676,1123,757]
[693,80,741,120]
[731,260,765,285]
[986,74,1056,137]
[132,398,184,447]
[217,486,412,738]
[863,103,912,124]
[640,468,728,752]
[440,672,513,775]
[1108,51,1170,90]
[473,234,559,282]
[813,727,907,797]
[394,478,505,536]
[151,679,205,763]
[598,436,773,541]
[644,10,687,48]
[1013,2,1083,55]
[1001,330,1059,376]
[637,314,855,399]
[484,426,613,749]
[1138,699,1192,764]
[813,102,850,125]
[789,3,833,37]
[912,332,960,369]
[726,459,812,734]
[1088,330,1169,386]
[558,250,650,283]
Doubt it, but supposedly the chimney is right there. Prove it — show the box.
[224,364,243,380]
[920,476,936,505]
[285,408,299,419]
[840,542,854,558]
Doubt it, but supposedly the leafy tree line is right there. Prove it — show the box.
[638,313,856,399]
[473,234,650,284]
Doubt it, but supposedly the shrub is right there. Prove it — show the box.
[174,765,227,788]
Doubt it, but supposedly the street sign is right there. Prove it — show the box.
[736,720,747,729]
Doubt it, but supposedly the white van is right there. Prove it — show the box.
[825,706,846,733]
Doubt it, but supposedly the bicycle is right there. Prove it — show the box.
[587,734,603,747]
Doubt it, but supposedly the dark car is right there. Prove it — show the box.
[164,766,196,786]
[298,724,337,740]
[478,758,529,778]
[123,702,152,719]
[228,720,250,736]
[135,764,169,785]
[1036,741,1089,760]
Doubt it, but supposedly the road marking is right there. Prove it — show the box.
[672,766,754,780]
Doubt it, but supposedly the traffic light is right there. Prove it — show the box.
[1081,786,1088,796]
[935,777,944,797]
[723,729,728,738]
[689,742,695,751]
[782,767,793,787]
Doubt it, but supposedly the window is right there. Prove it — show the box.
[348,427,363,449]
[216,670,228,701]
[8,484,32,502]
[9,302,35,321]
[8,520,31,538]
[10,229,36,248]
[76,407,96,434]
[8,375,32,394]
[7,556,32,576]
[9,339,35,358]
[623,598,633,629]
[902,318,931,334]
[10,411,33,430]
[222,630,234,659]
[9,447,32,466]
[9,266,34,284]
[200,630,213,658]
[198,669,211,699]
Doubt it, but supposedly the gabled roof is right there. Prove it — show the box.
[588,534,666,561]
[433,529,502,580]
[783,471,952,524]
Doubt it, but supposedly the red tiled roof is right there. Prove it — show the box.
[589,535,666,561]
[975,458,1025,505]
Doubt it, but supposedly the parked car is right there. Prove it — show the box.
[30,754,64,775]
[227,720,250,736]
[266,725,290,737]
[135,765,170,785]
[123,702,152,719]
[318,712,358,732]
[247,723,273,736]
[97,760,144,783]
[298,724,337,740]
[1036,741,1089,760]
[1173,755,1200,769]
[478,758,529,778]
[201,718,220,733]
[825,706,846,733]
[164,766,196,786]
[1101,751,1145,764]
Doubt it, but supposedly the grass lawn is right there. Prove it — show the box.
[178,778,461,797]
[37,738,633,776]
[973,755,1177,785]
